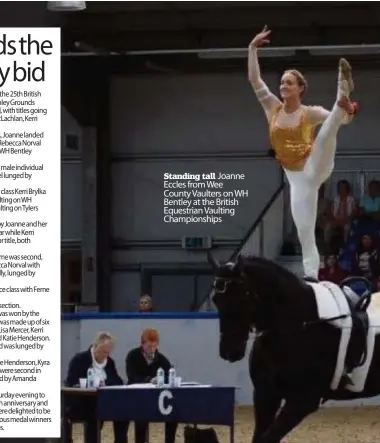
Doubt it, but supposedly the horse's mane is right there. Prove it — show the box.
[239,254,302,285]
[237,255,313,328]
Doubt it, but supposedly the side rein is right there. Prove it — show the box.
[339,276,373,312]
[339,276,373,368]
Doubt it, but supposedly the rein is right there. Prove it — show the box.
[214,275,350,334]
[219,314,352,343]
[213,271,366,337]
[301,313,350,329]
[256,313,350,339]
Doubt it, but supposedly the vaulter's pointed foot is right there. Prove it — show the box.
[339,58,354,93]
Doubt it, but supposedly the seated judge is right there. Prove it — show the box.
[126,328,178,443]
[64,331,128,443]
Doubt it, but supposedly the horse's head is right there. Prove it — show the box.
[208,252,254,362]
[208,252,309,362]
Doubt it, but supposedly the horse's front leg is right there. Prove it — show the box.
[252,386,282,443]
[256,395,320,443]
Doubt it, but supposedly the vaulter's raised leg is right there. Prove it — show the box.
[305,58,354,184]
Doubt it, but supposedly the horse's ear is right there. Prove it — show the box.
[207,251,220,270]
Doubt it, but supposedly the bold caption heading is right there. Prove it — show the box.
[0,34,54,87]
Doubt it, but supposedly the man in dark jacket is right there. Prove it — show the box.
[64,331,128,443]
[126,328,178,443]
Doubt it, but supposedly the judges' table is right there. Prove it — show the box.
[98,384,236,443]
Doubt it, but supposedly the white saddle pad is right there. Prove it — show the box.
[348,291,380,392]
[307,281,380,392]
[308,281,352,390]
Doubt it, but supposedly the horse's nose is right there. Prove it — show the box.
[227,350,244,362]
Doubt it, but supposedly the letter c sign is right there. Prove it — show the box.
[158,390,173,415]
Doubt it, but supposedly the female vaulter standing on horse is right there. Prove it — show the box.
[249,26,358,281]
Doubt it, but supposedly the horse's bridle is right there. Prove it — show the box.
[212,277,232,294]
[212,274,257,339]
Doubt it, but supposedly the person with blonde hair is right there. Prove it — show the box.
[249,26,358,281]
[64,331,127,443]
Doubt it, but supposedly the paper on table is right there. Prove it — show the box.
[123,383,212,388]
[100,383,213,389]
[99,384,155,389]
[124,383,155,389]
[99,385,129,389]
